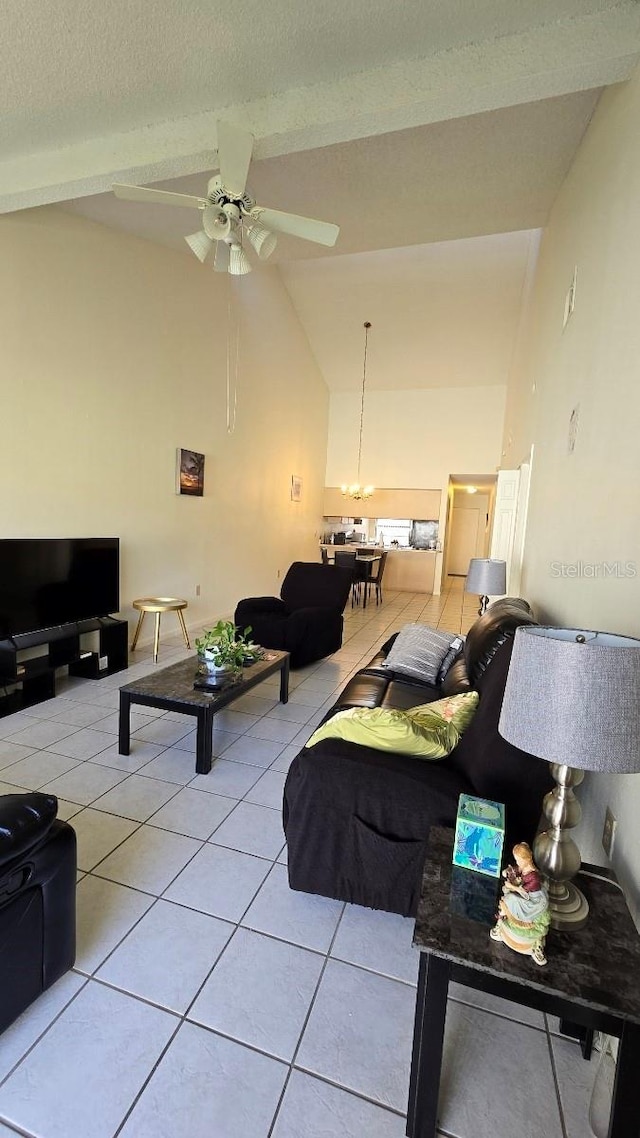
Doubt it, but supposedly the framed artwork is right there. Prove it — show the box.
[291,474,303,503]
[176,448,205,497]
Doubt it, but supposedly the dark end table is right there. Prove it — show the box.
[408,827,640,1138]
[118,649,290,774]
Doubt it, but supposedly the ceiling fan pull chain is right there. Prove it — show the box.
[226,284,239,434]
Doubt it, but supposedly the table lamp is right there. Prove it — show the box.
[465,559,507,615]
[498,625,640,931]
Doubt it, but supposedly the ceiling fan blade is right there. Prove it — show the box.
[213,242,230,273]
[217,120,254,198]
[113,184,206,209]
[249,205,339,247]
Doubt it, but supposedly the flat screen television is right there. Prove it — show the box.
[0,538,120,638]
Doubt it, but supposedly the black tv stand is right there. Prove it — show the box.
[0,617,128,719]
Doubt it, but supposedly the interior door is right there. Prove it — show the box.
[448,508,483,575]
[490,469,521,593]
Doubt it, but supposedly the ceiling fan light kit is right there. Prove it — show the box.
[247,223,277,260]
[202,203,232,240]
[229,243,251,276]
[112,120,340,276]
[184,231,214,263]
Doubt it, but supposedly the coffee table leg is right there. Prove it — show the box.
[195,705,214,774]
[406,953,450,1138]
[119,692,131,756]
[608,1020,640,1137]
[280,656,290,704]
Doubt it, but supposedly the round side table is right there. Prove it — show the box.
[130,598,191,664]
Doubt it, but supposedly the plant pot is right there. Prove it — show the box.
[199,654,231,677]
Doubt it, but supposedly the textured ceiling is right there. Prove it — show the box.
[280,231,538,392]
[3,0,640,396]
[2,0,639,211]
[1,0,622,159]
[61,92,599,262]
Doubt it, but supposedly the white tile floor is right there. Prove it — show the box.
[0,579,605,1137]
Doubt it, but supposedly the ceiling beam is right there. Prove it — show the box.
[1,5,639,213]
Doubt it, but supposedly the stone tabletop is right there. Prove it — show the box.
[119,650,288,709]
[414,827,640,1025]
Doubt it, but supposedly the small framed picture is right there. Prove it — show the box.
[176,448,205,497]
[291,474,302,503]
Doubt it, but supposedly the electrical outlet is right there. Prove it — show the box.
[195,584,201,597]
[602,806,617,859]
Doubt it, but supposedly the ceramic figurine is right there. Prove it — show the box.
[489,842,550,966]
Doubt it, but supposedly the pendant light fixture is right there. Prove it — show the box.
[341,321,374,501]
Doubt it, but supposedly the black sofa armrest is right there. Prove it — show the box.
[284,741,472,915]
[235,597,287,622]
[0,793,59,866]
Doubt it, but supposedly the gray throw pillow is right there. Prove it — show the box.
[437,636,465,685]
[383,623,460,685]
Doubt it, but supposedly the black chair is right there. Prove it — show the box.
[370,550,388,604]
[0,793,76,1036]
[234,561,354,668]
[333,551,360,607]
[333,551,356,570]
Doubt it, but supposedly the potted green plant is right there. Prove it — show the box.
[195,620,259,676]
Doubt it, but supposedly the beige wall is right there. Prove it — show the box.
[0,208,329,641]
[501,69,640,916]
[326,386,506,491]
[326,385,505,593]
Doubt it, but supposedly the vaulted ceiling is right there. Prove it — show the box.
[3,1,640,391]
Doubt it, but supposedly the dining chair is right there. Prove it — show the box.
[333,551,357,570]
[369,550,388,605]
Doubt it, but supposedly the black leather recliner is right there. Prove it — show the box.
[0,793,76,1035]
[234,561,354,668]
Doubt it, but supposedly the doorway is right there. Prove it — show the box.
[443,478,496,578]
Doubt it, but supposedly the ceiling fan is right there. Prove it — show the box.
[113,121,340,275]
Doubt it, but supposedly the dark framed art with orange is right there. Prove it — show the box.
[176,448,205,497]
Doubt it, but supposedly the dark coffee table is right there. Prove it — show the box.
[408,827,640,1138]
[118,650,290,774]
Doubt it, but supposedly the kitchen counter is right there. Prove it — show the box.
[384,549,436,592]
[320,546,436,593]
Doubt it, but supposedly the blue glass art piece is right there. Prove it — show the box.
[453,794,505,879]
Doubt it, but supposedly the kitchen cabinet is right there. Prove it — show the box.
[384,550,436,592]
[323,487,441,520]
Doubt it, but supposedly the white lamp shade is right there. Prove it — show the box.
[247,224,277,260]
[465,558,507,596]
[184,231,213,263]
[202,204,231,240]
[498,625,640,772]
[228,244,251,276]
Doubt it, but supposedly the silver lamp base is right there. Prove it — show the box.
[533,763,589,932]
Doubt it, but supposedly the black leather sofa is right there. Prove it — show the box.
[0,793,76,1035]
[235,561,353,669]
[283,599,554,917]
